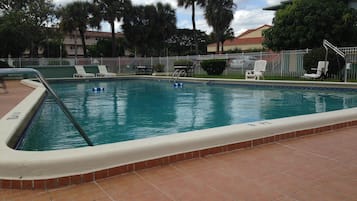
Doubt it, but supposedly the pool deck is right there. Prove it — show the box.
[1,80,357,200]
[0,80,33,119]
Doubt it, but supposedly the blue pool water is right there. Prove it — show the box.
[18,79,357,151]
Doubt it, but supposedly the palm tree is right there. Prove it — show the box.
[205,0,235,53]
[122,3,176,57]
[177,0,206,55]
[93,0,132,57]
[156,2,176,56]
[58,2,100,57]
[221,27,234,53]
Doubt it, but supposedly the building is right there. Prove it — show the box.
[207,24,272,53]
[64,31,124,57]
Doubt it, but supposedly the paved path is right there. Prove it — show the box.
[1,126,356,201]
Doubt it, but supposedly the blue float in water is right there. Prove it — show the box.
[92,87,105,92]
[173,82,183,88]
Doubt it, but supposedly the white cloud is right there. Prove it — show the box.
[53,0,276,36]
[231,9,274,36]
[266,0,283,6]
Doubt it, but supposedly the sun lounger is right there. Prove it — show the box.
[73,65,95,78]
[96,65,116,77]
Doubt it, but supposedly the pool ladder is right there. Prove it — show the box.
[0,68,94,146]
[171,69,187,83]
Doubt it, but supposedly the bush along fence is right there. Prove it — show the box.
[1,47,357,80]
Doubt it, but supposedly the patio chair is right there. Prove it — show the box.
[96,65,116,77]
[302,61,329,79]
[245,60,267,80]
[73,65,95,78]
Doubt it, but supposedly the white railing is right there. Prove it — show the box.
[1,47,356,80]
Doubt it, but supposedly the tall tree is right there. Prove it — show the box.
[177,0,206,55]
[27,0,56,57]
[0,0,55,57]
[208,27,235,53]
[156,2,176,55]
[0,0,30,12]
[204,0,235,53]
[93,0,131,57]
[58,2,101,57]
[0,12,31,57]
[167,28,208,55]
[263,0,357,51]
[122,3,176,56]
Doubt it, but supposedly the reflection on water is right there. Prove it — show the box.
[19,80,357,151]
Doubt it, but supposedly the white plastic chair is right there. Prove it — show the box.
[245,60,267,80]
[96,65,116,77]
[303,61,329,79]
[73,65,95,78]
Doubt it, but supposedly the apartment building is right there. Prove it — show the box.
[64,31,124,57]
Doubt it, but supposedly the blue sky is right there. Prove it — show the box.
[54,0,282,36]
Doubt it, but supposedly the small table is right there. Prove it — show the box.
[136,66,152,75]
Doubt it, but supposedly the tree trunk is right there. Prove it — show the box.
[192,0,199,55]
[110,20,116,57]
[79,30,87,58]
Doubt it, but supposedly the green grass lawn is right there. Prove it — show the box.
[193,74,357,82]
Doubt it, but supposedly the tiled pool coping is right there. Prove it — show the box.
[1,77,357,190]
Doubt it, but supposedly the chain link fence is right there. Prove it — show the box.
[1,47,357,80]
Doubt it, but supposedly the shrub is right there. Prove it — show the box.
[13,60,39,67]
[303,48,345,76]
[200,59,227,75]
[48,60,70,65]
[174,59,193,66]
[0,60,10,68]
[153,63,165,72]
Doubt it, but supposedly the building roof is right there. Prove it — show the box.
[207,24,271,47]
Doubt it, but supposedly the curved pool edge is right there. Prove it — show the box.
[1,78,357,189]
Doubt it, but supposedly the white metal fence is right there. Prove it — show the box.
[2,47,357,80]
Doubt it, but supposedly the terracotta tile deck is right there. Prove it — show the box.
[1,81,357,200]
[0,80,33,118]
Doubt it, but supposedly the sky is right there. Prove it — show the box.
[53,0,283,37]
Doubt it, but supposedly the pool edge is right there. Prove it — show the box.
[1,78,357,190]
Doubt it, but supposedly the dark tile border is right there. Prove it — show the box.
[1,120,356,190]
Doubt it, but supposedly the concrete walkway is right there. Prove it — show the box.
[0,80,33,118]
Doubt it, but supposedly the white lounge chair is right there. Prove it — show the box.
[245,60,267,80]
[302,61,329,79]
[96,65,116,77]
[73,65,95,78]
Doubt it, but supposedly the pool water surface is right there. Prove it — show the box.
[18,79,357,151]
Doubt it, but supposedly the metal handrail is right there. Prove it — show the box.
[0,68,93,146]
[323,39,348,82]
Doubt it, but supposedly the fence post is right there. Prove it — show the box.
[118,57,120,74]
[225,53,228,75]
[280,51,284,77]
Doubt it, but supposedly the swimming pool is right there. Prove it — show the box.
[18,79,357,151]
[1,78,357,188]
